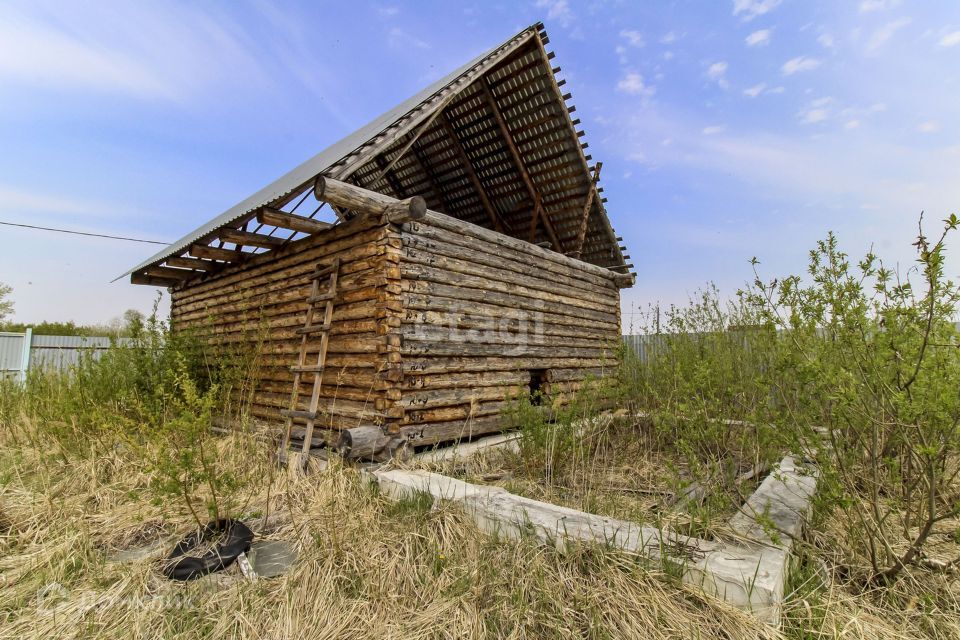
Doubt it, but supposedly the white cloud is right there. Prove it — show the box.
[818,33,836,49]
[660,31,677,44]
[732,0,782,21]
[535,0,573,28]
[859,0,900,12]
[0,3,274,104]
[743,83,766,97]
[615,44,628,64]
[702,125,726,135]
[845,119,861,129]
[798,97,833,123]
[620,29,644,47]
[781,56,821,75]
[745,29,772,46]
[707,61,729,88]
[939,30,960,47]
[801,108,829,124]
[767,86,785,94]
[865,18,911,54]
[376,6,400,17]
[663,51,675,60]
[918,121,940,133]
[617,71,649,95]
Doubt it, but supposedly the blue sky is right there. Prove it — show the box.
[1,0,958,329]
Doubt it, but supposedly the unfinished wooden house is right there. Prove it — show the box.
[123,23,635,459]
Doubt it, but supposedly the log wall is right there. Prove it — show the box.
[169,216,400,440]
[395,211,623,447]
[169,208,625,449]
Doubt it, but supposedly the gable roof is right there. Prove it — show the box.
[123,23,631,284]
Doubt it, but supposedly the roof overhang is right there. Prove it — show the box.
[122,23,633,288]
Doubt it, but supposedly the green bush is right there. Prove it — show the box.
[747,216,960,584]
[0,302,268,526]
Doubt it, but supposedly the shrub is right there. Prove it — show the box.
[0,301,267,526]
[747,215,960,584]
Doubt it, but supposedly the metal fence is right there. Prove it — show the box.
[622,334,667,363]
[0,331,122,381]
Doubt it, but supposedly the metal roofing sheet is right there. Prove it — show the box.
[120,25,539,280]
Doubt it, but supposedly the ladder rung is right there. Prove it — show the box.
[296,323,331,335]
[290,364,324,373]
[307,291,336,303]
[280,409,318,420]
[311,264,336,279]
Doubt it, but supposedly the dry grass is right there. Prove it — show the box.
[2,413,959,639]
[438,417,766,541]
[778,507,960,640]
[0,417,780,640]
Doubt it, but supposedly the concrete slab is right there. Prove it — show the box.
[728,456,818,550]
[248,540,298,578]
[373,468,791,625]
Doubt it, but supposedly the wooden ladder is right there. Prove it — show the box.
[278,258,340,465]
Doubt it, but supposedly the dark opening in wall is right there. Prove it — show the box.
[529,369,548,406]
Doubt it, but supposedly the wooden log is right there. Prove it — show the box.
[401,244,619,310]
[399,324,610,350]
[337,425,391,459]
[219,228,286,249]
[401,356,615,375]
[257,206,333,234]
[401,338,612,359]
[165,256,217,271]
[410,212,632,288]
[402,280,620,326]
[401,309,617,342]
[130,273,178,287]
[314,177,426,224]
[401,415,505,446]
[171,239,387,311]
[402,293,620,332]
[176,218,385,300]
[145,265,195,281]
[190,244,243,262]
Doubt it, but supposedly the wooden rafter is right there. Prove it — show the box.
[165,256,216,271]
[526,193,541,243]
[412,140,453,214]
[257,206,332,235]
[369,90,459,184]
[478,77,562,252]
[190,244,242,262]
[570,162,602,259]
[145,265,193,281]
[438,111,504,233]
[374,155,408,199]
[131,273,180,287]
[219,228,286,249]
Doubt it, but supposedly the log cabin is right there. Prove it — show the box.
[123,23,635,460]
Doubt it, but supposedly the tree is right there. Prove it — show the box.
[0,281,13,323]
[122,308,145,333]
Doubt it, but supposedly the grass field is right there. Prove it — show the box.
[1,409,958,639]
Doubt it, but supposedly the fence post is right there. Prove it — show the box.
[18,327,32,383]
